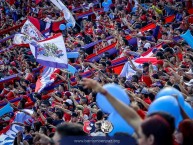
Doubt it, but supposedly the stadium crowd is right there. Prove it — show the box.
[0,0,193,145]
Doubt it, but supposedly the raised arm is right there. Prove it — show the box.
[128,56,143,74]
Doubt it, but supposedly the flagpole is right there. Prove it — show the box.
[67,72,70,90]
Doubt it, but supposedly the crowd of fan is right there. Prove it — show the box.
[0,0,193,145]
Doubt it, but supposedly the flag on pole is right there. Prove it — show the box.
[21,19,45,41]
[50,0,76,27]
[29,33,68,68]
[13,33,34,47]
[35,67,60,92]
[14,17,46,44]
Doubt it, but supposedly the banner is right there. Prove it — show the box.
[50,0,76,27]
[0,110,33,145]
[21,20,45,41]
[29,33,68,68]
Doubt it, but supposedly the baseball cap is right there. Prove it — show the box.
[144,43,151,49]
[65,99,73,105]
[184,79,193,87]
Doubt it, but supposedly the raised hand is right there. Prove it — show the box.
[81,78,104,93]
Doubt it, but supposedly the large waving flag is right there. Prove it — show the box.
[29,33,68,68]
[50,0,76,27]
[21,19,45,41]
[35,67,60,92]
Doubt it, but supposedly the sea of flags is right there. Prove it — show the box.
[13,16,68,93]
[1,2,75,144]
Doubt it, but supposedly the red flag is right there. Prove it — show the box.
[165,15,175,24]
[6,0,15,5]
[36,0,41,4]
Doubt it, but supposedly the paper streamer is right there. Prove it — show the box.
[0,103,13,117]
[180,29,193,48]
[67,52,79,58]
[67,64,77,74]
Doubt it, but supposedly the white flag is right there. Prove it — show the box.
[50,0,76,27]
[13,33,33,45]
[29,33,68,69]
[21,20,45,41]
